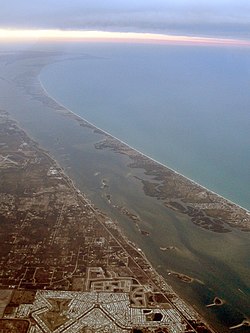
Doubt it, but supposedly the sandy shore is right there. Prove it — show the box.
[38,77,249,215]
[38,75,250,235]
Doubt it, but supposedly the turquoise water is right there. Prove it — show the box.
[40,43,250,210]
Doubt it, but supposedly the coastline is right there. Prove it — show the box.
[36,69,250,330]
[37,75,250,216]
[1,109,219,332]
[38,75,250,216]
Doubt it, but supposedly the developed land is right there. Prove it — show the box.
[0,110,215,332]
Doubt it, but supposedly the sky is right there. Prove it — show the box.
[1,0,250,41]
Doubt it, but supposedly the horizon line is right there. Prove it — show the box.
[0,29,250,47]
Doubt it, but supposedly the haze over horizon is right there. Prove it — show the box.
[1,0,250,41]
[0,2,249,333]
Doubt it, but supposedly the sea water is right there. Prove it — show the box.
[40,43,250,210]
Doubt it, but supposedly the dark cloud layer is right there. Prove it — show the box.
[1,0,250,39]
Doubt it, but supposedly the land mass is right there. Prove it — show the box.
[0,110,215,332]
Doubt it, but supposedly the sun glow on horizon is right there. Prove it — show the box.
[0,29,250,47]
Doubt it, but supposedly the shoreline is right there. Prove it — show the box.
[0,110,216,333]
[38,74,250,216]
[0,109,217,333]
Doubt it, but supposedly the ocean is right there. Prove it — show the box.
[39,43,250,210]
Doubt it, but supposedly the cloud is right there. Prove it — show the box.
[1,30,249,48]
[1,0,250,39]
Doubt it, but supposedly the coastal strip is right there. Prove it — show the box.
[38,73,249,214]
[38,75,250,233]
